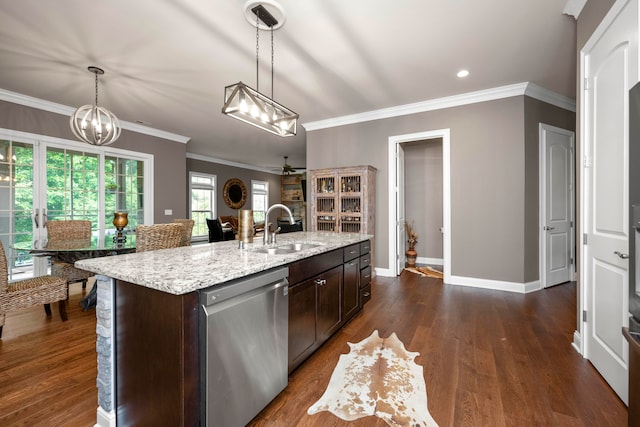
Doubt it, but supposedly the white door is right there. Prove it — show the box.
[540,124,575,287]
[583,0,638,404]
[396,143,406,274]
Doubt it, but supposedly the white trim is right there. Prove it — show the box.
[572,330,583,355]
[95,406,116,427]
[388,129,451,283]
[417,257,443,266]
[186,152,280,175]
[375,267,394,277]
[449,275,542,294]
[303,82,576,131]
[376,267,543,294]
[563,0,587,19]
[0,88,190,144]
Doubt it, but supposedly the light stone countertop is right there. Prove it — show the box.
[75,231,371,295]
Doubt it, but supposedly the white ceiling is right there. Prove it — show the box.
[0,0,576,173]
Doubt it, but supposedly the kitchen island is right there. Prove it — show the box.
[76,231,371,427]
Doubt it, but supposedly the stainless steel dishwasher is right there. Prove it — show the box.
[200,267,289,426]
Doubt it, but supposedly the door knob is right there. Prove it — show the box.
[543,226,555,231]
[614,251,629,259]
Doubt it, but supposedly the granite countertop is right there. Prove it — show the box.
[76,231,371,295]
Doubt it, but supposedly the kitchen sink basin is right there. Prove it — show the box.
[253,243,321,255]
[276,243,321,251]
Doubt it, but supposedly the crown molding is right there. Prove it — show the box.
[563,0,587,19]
[302,82,576,132]
[186,152,280,175]
[0,88,190,144]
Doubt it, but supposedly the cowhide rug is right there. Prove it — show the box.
[308,330,438,426]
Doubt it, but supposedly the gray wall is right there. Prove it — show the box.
[0,100,187,222]
[186,158,281,218]
[307,95,575,284]
[403,139,443,260]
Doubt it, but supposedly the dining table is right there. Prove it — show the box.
[13,235,137,310]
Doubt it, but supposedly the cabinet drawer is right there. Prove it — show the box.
[360,265,371,287]
[359,253,370,269]
[343,244,360,262]
[360,283,372,306]
[360,240,371,255]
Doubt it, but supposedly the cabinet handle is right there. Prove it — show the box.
[315,279,326,286]
[363,274,371,279]
[363,292,370,297]
[349,262,356,266]
[614,251,629,259]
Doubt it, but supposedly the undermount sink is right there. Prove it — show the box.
[253,243,321,255]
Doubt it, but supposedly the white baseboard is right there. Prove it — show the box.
[376,268,543,294]
[448,275,542,294]
[95,407,116,427]
[572,330,583,355]
[416,256,443,266]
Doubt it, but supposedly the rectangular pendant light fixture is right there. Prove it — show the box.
[222,3,298,137]
[223,81,298,137]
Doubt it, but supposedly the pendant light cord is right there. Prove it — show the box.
[271,26,274,99]
[255,12,260,92]
[94,72,99,106]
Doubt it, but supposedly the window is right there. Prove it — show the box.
[251,180,268,224]
[0,132,153,281]
[190,172,216,239]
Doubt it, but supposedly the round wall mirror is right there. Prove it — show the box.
[223,178,247,209]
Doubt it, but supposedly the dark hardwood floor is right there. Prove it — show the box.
[0,272,628,426]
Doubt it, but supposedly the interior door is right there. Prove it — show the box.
[583,0,638,404]
[541,124,575,287]
[396,143,406,274]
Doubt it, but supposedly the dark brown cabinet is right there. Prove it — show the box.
[315,265,343,342]
[359,240,372,307]
[288,278,317,366]
[343,243,361,322]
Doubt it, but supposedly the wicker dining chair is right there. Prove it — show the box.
[0,241,68,338]
[136,223,184,253]
[46,220,94,293]
[173,219,195,247]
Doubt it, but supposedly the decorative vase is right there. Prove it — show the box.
[113,212,128,244]
[406,247,417,267]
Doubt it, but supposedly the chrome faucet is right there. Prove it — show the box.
[264,203,295,245]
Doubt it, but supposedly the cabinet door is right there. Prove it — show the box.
[343,260,359,321]
[316,265,343,342]
[288,279,317,369]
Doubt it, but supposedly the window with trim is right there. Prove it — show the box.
[251,180,268,224]
[190,172,216,239]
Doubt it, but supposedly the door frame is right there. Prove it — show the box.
[539,123,576,288]
[387,129,451,280]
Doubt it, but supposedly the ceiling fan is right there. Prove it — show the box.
[281,156,305,175]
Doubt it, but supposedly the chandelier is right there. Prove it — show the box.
[222,3,298,137]
[70,66,121,146]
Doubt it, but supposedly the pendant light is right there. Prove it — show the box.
[70,66,121,146]
[222,3,298,137]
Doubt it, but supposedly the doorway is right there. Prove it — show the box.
[539,123,575,288]
[387,129,451,280]
[403,139,444,267]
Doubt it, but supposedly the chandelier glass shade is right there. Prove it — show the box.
[70,66,121,146]
[222,3,297,137]
[223,81,297,137]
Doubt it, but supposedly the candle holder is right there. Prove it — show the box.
[113,212,128,244]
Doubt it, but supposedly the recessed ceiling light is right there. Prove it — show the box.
[457,69,469,78]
